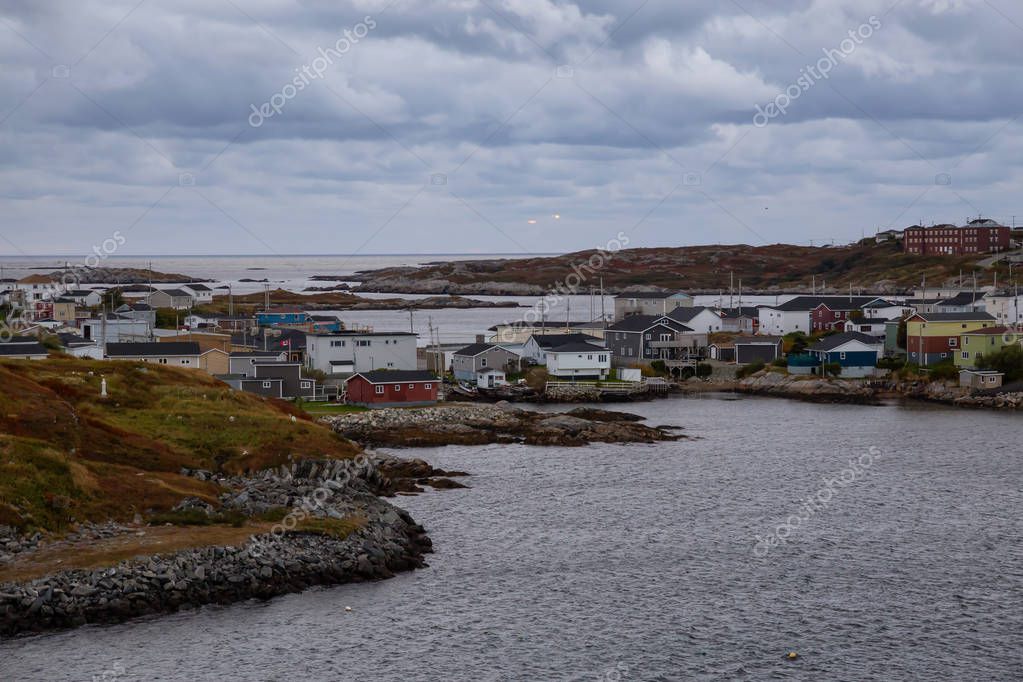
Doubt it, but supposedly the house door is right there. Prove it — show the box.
[487,375,495,388]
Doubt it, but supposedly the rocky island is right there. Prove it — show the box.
[323,403,684,448]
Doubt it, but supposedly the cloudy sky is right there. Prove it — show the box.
[1,0,1022,257]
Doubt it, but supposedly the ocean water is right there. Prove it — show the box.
[2,396,1021,681]
[1,254,794,345]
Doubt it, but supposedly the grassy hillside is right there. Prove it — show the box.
[358,241,1007,293]
[0,358,360,533]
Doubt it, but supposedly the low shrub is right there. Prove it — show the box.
[736,360,765,379]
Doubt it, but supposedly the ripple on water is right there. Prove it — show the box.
[1,396,1021,681]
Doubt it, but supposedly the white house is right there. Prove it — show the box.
[984,291,1023,327]
[475,367,507,388]
[666,306,725,334]
[105,341,202,367]
[545,342,611,380]
[305,331,418,374]
[183,284,215,304]
[0,338,49,360]
[81,315,153,345]
[13,275,60,303]
[521,333,604,364]
[843,318,888,339]
[758,306,811,336]
[860,298,913,321]
[63,289,103,307]
[146,289,195,310]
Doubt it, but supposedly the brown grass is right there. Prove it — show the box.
[0,358,362,533]
[0,523,273,583]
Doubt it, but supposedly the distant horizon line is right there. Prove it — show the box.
[0,252,559,259]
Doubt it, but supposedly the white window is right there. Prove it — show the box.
[408,384,415,389]
[182,360,190,365]
[301,381,311,388]
[425,383,432,389]
[839,352,846,360]
[375,385,384,394]
[481,358,487,367]
[948,338,958,347]
[159,358,167,364]
[263,381,272,388]
[395,384,401,391]
[961,352,969,359]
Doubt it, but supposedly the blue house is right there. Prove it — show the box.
[789,332,883,378]
[256,307,310,326]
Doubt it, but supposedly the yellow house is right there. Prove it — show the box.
[905,312,996,365]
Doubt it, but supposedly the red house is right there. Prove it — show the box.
[345,370,439,407]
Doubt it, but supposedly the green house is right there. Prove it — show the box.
[955,327,1017,369]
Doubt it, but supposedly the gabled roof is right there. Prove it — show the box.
[65,289,97,297]
[0,342,48,356]
[56,333,94,347]
[961,326,1010,336]
[350,370,437,384]
[185,283,212,291]
[861,298,902,308]
[908,312,996,322]
[614,290,689,299]
[666,306,721,323]
[530,333,603,348]
[606,315,691,333]
[230,350,285,357]
[159,289,193,298]
[547,342,608,353]
[16,275,57,284]
[765,296,876,312]
[106,342,200,357]
[810,332,882,352]
[453,343,497,357]
[718,306,761,318]
[937,292,984,307]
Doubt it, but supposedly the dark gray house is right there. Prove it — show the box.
[218,358,318,400]
[451,343,520,381]
[604,314,698,367]
[734,336,784,364]
[228,350,289,375]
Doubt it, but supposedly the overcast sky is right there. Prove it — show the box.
[1,0,1022,257]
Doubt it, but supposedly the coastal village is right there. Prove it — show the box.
[1,220,1022,409]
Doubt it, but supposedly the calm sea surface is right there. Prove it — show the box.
[2,396,1021,681]
[0,254,796,344]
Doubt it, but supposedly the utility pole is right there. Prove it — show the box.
[408,308,414,334]
[600,277,606,327]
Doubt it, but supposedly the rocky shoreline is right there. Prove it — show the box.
[0,458,433,638]
[736,371,1023,410]
[324,403,684,447]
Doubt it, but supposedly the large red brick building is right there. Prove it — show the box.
[903,219,1010,255]
[344,370,439,407]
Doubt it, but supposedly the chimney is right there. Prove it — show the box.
[475,334,485,343]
